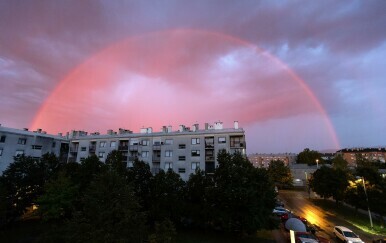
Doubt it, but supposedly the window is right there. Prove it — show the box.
[98,152,105,158]
[178,156,186,161]
[110,141,116,147]
[18,138,27,145]
[142,140,149,146]
[52,141,56,148]
[191,150,200,157]
[32,145,42,150]
[128,161,133,168]
[0,135,6,143]
[165,162,173,170]
[178,168,186,173]
[165,150,173,157]
[100,141,106,148]
[81,147,87,151]
[218,137,226,143]
[15,150,24,157]
[0,148,3,156]
[191,138,200,145]
[80,157,86,162]
[141,151,149,158]
[165,139,173,145]
[191,162,200,170]
[179,144,186,149]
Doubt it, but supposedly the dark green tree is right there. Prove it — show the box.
[149,170,185,224]
[309,166,349,203]
[37,172,79,222]
[127,159,153,211]
[211,150,276,233]
[332,154,348,171]
[105,150,126,175]
[267,160,293,189]
[185,169,214,227]
[0,155,46,221]
[297,148,323,166]
[66,170,147,242]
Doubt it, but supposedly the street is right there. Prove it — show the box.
[278,190,377,243]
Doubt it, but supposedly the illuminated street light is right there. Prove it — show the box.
[356,176,373,229]
[316,159,319,169]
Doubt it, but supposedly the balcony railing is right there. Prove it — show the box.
[118,145,128,151]
[89,146,96,153]
[205,143,214,149]
[205,156,215,161]
[129,145,138,151]
[152,145,161,151]
[152,155,161,162]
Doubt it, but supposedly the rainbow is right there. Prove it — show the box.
[31,29,340,150]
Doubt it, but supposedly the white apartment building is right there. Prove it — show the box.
[0,122,246,181]
[68,121,246,181]
[0,125,69,173]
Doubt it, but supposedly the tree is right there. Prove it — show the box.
[297,148,323,166]
[309,166,349,203]
[37,172,79,222]
[105,150,126,175]
[127,159,153,211]
[0,155,46,221]
[211,150,276,233]
[267,160,293,189]
[332,154,348,171]
[66,170,147,242]
[149,170,185,224]
[185,169,214,227]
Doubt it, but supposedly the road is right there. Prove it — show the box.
[278,190,378,243]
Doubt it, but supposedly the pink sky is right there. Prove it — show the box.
[1,1,386,153]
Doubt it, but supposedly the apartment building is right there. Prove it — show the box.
[68,121,246,181]
[248,153,297,168]
[0,125,69,173]
[337,147,386,165]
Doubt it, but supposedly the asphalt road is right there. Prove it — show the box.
[278,189,378,243]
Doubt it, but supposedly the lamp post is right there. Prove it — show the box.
[316,159,319,169]
[358,176,373,229]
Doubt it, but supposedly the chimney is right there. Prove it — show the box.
[162,126,167,133]
[167,125,172,133]
[179,125,185,132]
[23,128,29,131]
[214,121,223,130]
[192,124,199,132]
[107,129,114,135]
[205,123,209,130]
[234,121,239,129]
[147,127,153,133]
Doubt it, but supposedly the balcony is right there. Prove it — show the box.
[205,156,215,161]
[152,154,161,162]
[89,146,96,153]
[205,143,214,149]
[129,145,139,151]
[152,145,161,151]
[118,145,128,151]
[230,142,245,148]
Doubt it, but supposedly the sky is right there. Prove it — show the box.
[1,0,386,153]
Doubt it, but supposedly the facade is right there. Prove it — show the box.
[0,125,69,173]
[337,147,386,165]
[248,153,297,168]
[68,121,246,181]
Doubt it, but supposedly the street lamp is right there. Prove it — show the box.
[357,176,373,229]
[316,159,319,169]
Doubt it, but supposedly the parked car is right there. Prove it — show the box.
[294,231,330,243]
[295,231,319,243]
[333,226,364,243]
[273,206,291,216]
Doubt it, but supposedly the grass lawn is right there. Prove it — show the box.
[311,198,386,236]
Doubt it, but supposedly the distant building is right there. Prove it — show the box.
[0,121,246,181]
[0,125,69,173]
[248,153,297,168]
[337,147,386,165]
